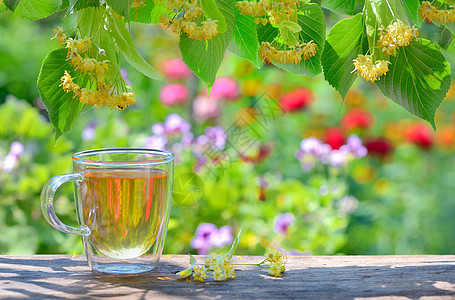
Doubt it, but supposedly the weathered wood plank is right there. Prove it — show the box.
[1,255,455,299]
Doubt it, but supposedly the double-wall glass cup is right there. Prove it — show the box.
[41,148,174,274]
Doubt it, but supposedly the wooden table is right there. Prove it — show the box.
[1,255,455,299]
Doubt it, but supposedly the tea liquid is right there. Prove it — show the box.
[80,168,169,259]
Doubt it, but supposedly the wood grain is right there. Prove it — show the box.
[1,255,455,299]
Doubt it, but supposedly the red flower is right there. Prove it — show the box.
[241,144,273,164]
[342,108,373,130]
[279,88,313,112]
[405,123,434,149]
[325,127,345,150]
[365,138,393,157]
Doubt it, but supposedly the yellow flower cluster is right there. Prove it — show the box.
[352,55,390,83]
[204,253,236,281]
[51,26,67,46]
[377,21,418,56]
[259,41,318,64]
[59,72,136,110]
[159,0,219,40]
[419,1,455,23]
[54,28,136,110]
[265,247,286,277]
[192,265,208,282]
[236,0,301,25]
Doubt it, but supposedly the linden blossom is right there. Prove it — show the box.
[159,0,221,40]
[420,1,455,24]
[377,20,419,56]
[352,54,390,83]
[259,41,318,64]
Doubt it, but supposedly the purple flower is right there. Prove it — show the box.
[152,114,191,137]
[344,135,368,158]
[191,223,234,254]
[336,196,359,216]
[3,141,24,172]
[209,225,233,248]
[274,213,294,235]
[145,135,167,150]
[81,122,97,141]
[194,126,226,155]
[191,223,217,254]
[121,68,131,85]
[329,148,349,167]
[299,137,331,162]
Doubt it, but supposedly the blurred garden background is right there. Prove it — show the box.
[2,8,455,256]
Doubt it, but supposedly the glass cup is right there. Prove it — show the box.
[41,148,174,274]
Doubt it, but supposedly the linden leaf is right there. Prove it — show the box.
[280,21,302,33]
[37,48,86,140]
[257,3,325,77]
[322,13,366,99]
[179,0,235,87]
[4,0,61,20]
[376,39,451,129]
[229,12,261,68]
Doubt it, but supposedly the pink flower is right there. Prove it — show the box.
[159,83,189,106]
[209,77,240,101]
[193,96,221,123]
[162,58,193,80]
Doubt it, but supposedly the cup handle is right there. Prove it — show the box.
[41,173,91,236]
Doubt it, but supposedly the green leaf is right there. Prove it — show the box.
[37,48,85,140]
[229,12,260,68]
[0,3,8,12]
[106,0,133,17]
[364,0,408,59]
[77,7,122,83]
[402,0,421,26]
[258,3,326,77]
[176,254,198,276]
[321,0,356,15]
[376,39,451,129]
[438,25,454,50]
[322,13,365,99]
[227,229,242,258]
[5,0,61,20]
[179,0,235,86]
[278,24,299,46]
[150,3,167,24]
[68,0,99,13]
[106,11,161,80]
[280,20,302,33]
[4,0,19,10]
[129,0,155,24]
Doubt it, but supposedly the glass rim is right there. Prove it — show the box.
[72,148,175,167]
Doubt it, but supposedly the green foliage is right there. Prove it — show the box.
[129,0,155,24]
[106,11,161,80]
[322,13,365,99]
[179,0,235,87]
[321,0,357,15]
[257,3,326,77]
[37,48,85,140]
[106,0,133,17]
[402,0,421,26]
[230,12,260,68]
[4,0,61,20]
[67,0,99,13]
[376,39,451,129]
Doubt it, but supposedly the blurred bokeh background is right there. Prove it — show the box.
[2,9,455,256]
